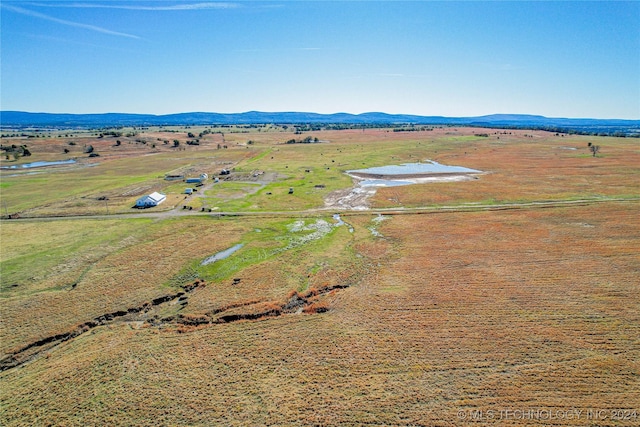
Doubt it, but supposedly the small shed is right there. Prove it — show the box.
[136,192,166,208]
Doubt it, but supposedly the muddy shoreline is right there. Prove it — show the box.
[348,171,480,180]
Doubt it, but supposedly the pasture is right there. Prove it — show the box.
[1,126,639,425]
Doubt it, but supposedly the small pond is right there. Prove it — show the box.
[347,161,481,188]
[348,161,480,176]
[201,243,244,266]
[1,159,77,169]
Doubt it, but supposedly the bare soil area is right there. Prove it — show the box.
[324,183,377,210]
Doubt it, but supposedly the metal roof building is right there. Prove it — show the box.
[135,192,166,208]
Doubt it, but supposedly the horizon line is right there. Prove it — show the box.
[1,110,639,122]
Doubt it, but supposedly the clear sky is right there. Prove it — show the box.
[1,1,639,119]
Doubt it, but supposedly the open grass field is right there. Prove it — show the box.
[1,126,639,425]
[2,126,638,216]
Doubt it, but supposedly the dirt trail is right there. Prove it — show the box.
[3,196,638,224]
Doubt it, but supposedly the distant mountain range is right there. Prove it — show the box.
[1,111,639,135]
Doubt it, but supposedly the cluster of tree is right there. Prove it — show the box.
[1,133,39,138]
[482,125,639,138]
[474,133,490,137]
[1,133,29,138]
[277,123,444,132]
[209,124,266,129]
[98,131,123,138]
[171,138,200,146]
[326,123,392,130]
[285,136,320,144]
[93,126,124,131]
[393,126,434,132]
[1,144,31,160]
[293,125,323,133]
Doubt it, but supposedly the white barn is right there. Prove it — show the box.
[136,192,166,208]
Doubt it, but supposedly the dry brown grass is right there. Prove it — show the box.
[371,131,640,208]
[2,202,637,426]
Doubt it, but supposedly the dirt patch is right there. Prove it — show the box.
[324,172,483,210]
[324,184,377,210]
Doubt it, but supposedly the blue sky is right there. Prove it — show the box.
[1,1,639,118]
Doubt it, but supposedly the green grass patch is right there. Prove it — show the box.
[193,220,293,281]
[179,216,354,284]
[0,218,153,295]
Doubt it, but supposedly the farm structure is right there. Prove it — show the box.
[185,173,208,184]
[135,192,166,208]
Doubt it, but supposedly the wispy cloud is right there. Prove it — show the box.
[2,4,140,39]
[26,2,242,11]
[22,32,141,53]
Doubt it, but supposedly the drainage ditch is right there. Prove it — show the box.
[0,281,350,371]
